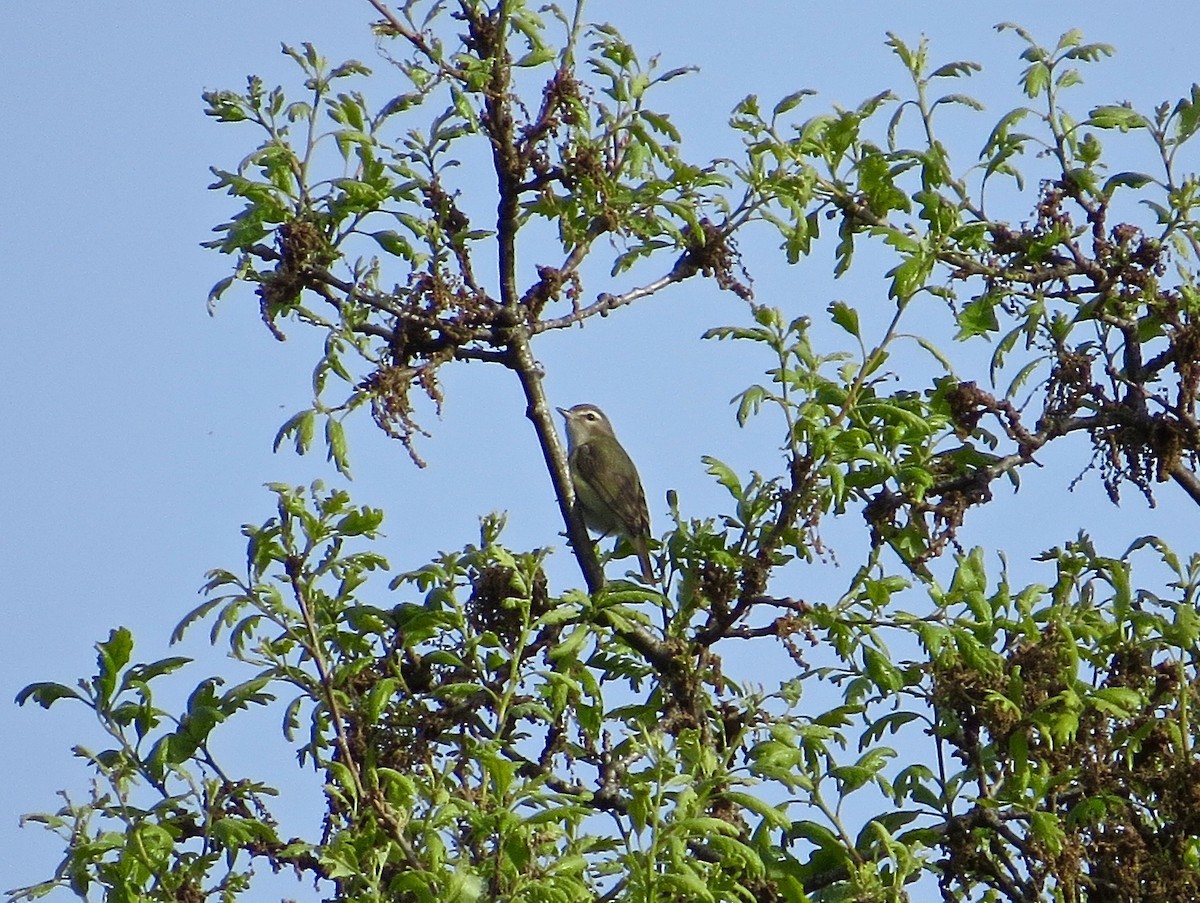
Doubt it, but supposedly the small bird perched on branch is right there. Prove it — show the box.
[557,403,654,582]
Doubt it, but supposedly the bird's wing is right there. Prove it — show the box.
[574,441,650,536]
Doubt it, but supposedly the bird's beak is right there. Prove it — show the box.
[555,406,569,418]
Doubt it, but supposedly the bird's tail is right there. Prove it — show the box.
[634,536,655,584]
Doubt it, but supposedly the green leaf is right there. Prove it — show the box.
[515,46,556,68]
[887,250,933,300]
[335,506,384,536]
[274,409,315,456]
[933,93,985,111]
[861,710,920,749]
[1088,103,1147,131]
[956,295,1000,340]
[721,790,792,830]
[703,456,742,499]
[15,682,83,708]
[207,274,236,310]
[211,815,278,851]
[126,656,192,687]
[1167,600,1200,647]
[549,624,590,663]
[1029,809,1064,854]
[1101,171,1155,196]
[640,110,680,141]
[828,300,861,339]
[326,416,351,476]
[658,870,714,902]
[1089,686,1142,718]
[1173,85,1200,144]
[930,60,982,79]
[1021,61,1051,98]
[734,385,767,426]
[863,646,902,693]
[369,230,414,257]
[95,627,134,704]
[791,819,843,853]
[912,335,953,372]
[773,89,816,118]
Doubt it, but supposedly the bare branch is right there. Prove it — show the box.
[533,267,690,333]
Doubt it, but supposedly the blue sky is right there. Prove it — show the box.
[4,1,1199,897]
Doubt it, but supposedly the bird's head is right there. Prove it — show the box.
[557,403,616,444]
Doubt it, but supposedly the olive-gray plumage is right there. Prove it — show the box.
[557,404,654,582]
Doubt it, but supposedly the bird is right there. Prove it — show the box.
[557,403,655,582]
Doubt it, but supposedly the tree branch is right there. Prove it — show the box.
[1171,461,1200,505]
[533,266,691,333]
[506,330,605,592]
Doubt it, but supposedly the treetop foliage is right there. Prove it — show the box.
[13,3,1200,902]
